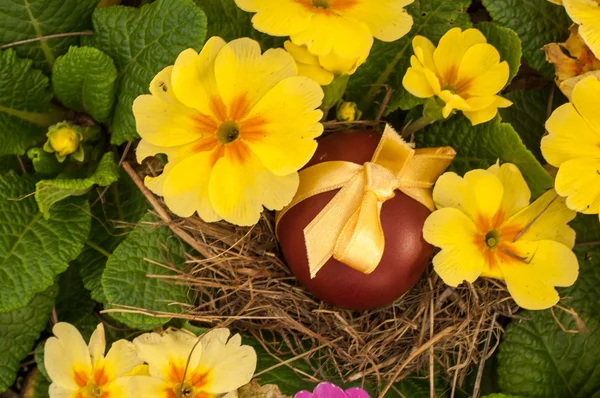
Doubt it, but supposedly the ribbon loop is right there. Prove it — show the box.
[276,125,456,278]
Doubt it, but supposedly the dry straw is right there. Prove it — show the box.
[118,123,519,397]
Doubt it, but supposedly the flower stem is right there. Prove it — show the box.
[401,97,446,139]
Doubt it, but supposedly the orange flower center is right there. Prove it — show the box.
[216,120,241,144]
[73,366,110,398]
[293,0,358,13]
[484,230,499,249]
[165,362,211,398]
[312,0,332,8]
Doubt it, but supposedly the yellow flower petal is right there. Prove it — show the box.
[457,44,509,96]
[412,36,437,73]
[284,40,319,66]
[244,76,323,176]
[129,376,171,398]
[543,104,600,166]
[433,170,504,222]
[555,157,600,214]
[133,66,210,147]
[197,330,257,394]
[234,0,313,37]
[433,28,487,85]
[318,49,368,75]
[462,95,512,125]
[402,67,436,98]
[499,240,578,310]
[101,377,132,398]
[563,0,600,58]
[103,340,143,380]
[171,37,226,116]
[503,190,576,248]
[208,144,299,226]
[162,149,222,221]
[291,13,373,58]
[133,330,202,381]
[49,383,77,398]
[45,323,92,391]
[432,247,486,287]
[297,63,335,86]
[340,0,414,42]
[88,324,106,365]
[487,162,531,220]
[571,74,600,134]
[215,38,297,114]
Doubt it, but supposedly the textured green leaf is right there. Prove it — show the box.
[481,395,527,398]
[570,214,600,246]
[77,169,148,303]
[56,263,96,326]
[35,152,119,218]
[0,172,91,312]
[27,147,63,175]
[560,247,600,322]
[347,0,472,115]
[102,213,190,330]
[33,343,49,382]
[482,0,571,77]
[0,50,63,156]
[0,285,57,392]
[414,116,553,198]
[194,0,284,49]
[85,0,207,144]
[477,22,522,84]
[52,46,118,122]
[497,309,600,398]
[0,0,97,72]
[22,368,50,398]
[0,155,22,174]
[499,87,567,163]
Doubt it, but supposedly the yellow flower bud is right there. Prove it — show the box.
[336,101,362,122]
[44,122,84,162]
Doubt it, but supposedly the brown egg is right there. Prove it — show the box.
[277,130,434,310]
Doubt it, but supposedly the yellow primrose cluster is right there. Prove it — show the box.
[134,37,324,226]
[234,0,415,85]
[423,163,578,310]
[44,322,256,398]
[402,28,512,126]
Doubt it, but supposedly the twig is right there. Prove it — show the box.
[0,31,93,49]
[121,161,213,258]
[472,313,497,398]
[16,155,26,174]
[179,334,203,398]
[376,85,394,121]
[379,326,454,397]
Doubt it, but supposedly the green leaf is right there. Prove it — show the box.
[0,0,97,72]
[101,212,191,330]
[33,343,49,382]
[56,263,96,326]
[570,214,600,246]
[52,46,118,122]
[27,147,63,175]
[560,247,600,322]
[481,395,527,398]
[0,155,22,174]
[477,22,522,84]
[35,152,119,218]
[482,0,571,77]
[194,0,284,49]
[85,0,207,144]
[244,338,316,395]
[0,285,57,391]
[0,171,91,312]
[497,309,600,398]
[22,369,50,398]
[0,50,64,156]
[77,169,148,302]
[499,87,567,163]
[414,116,553,199]
[347,0,472,114]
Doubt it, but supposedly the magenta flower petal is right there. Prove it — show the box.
[313,382,349,398]
[344,388,370,398]
[294,391,315,398]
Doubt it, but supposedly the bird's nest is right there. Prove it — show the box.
[120,125,519,396]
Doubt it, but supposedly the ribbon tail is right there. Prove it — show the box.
[304,173,365,278]
[333,192,386,274]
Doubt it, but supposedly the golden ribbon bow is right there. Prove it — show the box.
[276,125,456,278]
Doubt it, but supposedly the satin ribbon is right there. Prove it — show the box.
[276,125,456,278]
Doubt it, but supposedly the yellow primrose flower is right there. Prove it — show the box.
[284,40,369,85]
[43,122,84,162]
[402,28,513,125]
[548,0,563,4]
[130,328,257,398]
[563,0,600,59]
[133,37,324,226]
[234,0,414,59]
[423,163,579,310]
[44,322,142,398]
[542,76,600,217]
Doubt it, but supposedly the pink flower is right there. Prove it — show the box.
[295,382,370,398]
